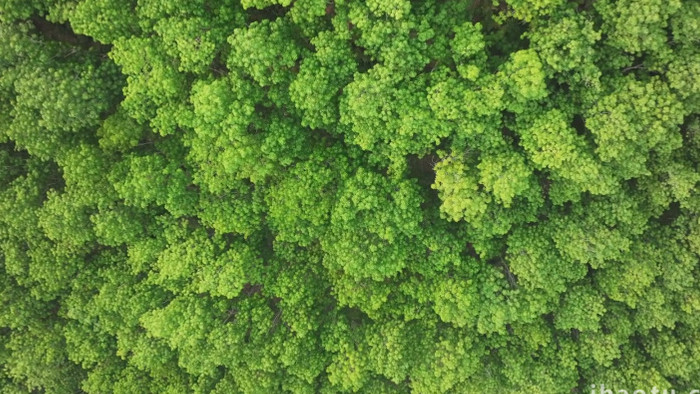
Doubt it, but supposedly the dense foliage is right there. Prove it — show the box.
[1,0,699,392]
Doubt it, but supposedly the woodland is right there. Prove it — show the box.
[1,0,700,392]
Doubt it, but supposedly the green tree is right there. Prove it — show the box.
[1,0,700,392]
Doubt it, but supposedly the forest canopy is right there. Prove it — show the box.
[1,0,700,392]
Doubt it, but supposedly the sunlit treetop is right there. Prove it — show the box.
[0,0,699,392]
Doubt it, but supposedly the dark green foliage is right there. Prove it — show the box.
[1,0,700,393]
